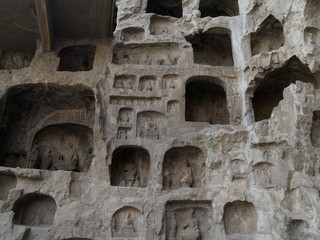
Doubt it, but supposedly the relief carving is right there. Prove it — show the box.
[139,76,156,91]
[137,111,165,139]
[112,207,142,239]
[166,201,212,240]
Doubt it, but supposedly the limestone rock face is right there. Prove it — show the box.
[0,0,320,239]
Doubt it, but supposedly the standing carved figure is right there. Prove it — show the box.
[180,211,201,240]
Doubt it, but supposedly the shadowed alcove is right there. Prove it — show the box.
[186,28,234,66]
[252,56,319,121]
[250,15,284,56]
[199,0,239,18]
[146,0,182,18]
[110,147,150,188]
[185,77,229,124]
[13,193,57,227]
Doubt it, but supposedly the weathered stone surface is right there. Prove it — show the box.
[0,0,320,239]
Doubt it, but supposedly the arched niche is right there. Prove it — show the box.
[199,0,239,18]
[185,77,229,124]
[250,15,284,56]
[121,27,145,41]
[146,0,182,18]
[163,146,205,190]
[30,124,93,172]
[223,201,257,235]
[112,206,142,238]
[110,147,150,188]
[13,193,57,227]
[186,28,234,66]
[58,45,96,72]
[165,201,212,240]
[252,56,320,121]
[0,173,17,200]
[0,84,95,168]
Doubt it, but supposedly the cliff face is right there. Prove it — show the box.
[0,0,320,239]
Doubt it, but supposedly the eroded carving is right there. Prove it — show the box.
[121,27,145,41]
[166,201,212,240]
[0,84,95,168]
[139,76,156,91]
[252,56,319,121]
[117,127,132,140]
[112,207,142,239]
[167,100,179,114]
[230,159,247,180]
[137,111,165,139]
[113,43,180,65]
[110,96,162,106]
[163,147,205,190]
[118,108,134,126]
[0,173,17,200]
[163,74,181,89]
[114,75,137,89]
[223,201,257,235]
[250,15,284,56]
[253,162,274,188]
[13,193,57,227]
[31,124,93,172]
[186,28,234,66]
[111,147,150,188]
[150,16,174,35]
[304,27,320,45]
[186,78,229,124]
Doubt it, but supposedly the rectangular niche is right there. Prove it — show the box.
[311,111,320,146]
[58,45,96,72]
[165,201,213,240]
[112,43,180,65]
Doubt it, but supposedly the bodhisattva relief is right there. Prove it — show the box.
[166,201,212,240]
[139,76,156,91]
[118,108,134,127]
[112,207,142,239]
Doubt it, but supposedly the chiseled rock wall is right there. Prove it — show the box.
[0,0,320,239]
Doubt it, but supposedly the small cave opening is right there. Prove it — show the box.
[0,84,95,168]
[13,193,57,227]
[185,77,229,124]
[252,56,319,122]
[186,28,234,66]
[146,0,182,18]
[250,15,284,56]
[199,0,239,18]
[58,45,96,72]
[110,147,150,188]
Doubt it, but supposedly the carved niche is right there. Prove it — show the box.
[137,111,166,139]
[112,207,142,239]
[163,147,205,190]
[31,124,93,172]
[0,173,17,200]
[253,162,274,188]
[110,147,150,188]
[114,74,137,89]
[139,76,156,91]
[223,201,257,235]
[0,84,95,168]
[185,77,229,124]
[13,193,57,227]
[165,201,212,240]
